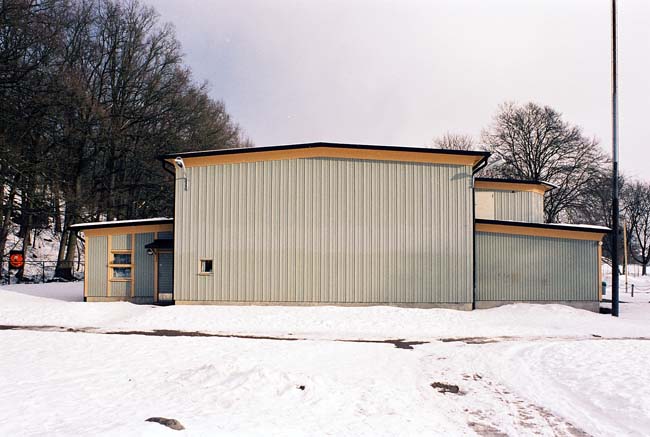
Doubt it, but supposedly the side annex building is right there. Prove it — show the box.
[72,142,607,311]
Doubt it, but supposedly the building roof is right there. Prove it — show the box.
[475,177,556,194]
[70,218,173,231]
[159,142,491,169]
[476,219,609,241]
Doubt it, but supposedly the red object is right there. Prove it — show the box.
[9,252,24,269]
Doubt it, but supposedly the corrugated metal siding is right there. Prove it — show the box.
[476,232,598,301]
[174,157,473,303]
[158,231,173,240]
[87,236,108,297]
[110,281,131,297]
[476,189,544,223]
[158,252,174,293]
[134,233,155,297]
[111,234,131,250]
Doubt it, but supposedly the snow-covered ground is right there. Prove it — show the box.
[1,282,650,436]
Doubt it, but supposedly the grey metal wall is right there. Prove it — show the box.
[158,252,174,293]
[476,189,544,223]
[112,234,131,250]
[87,236,108,297]
[174,157,474,303]
[476,232,599,301]
[111,281,131,297]
[134,233,155,297]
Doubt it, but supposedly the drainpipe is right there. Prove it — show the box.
[160,158,176,304]
[471,156,490,310]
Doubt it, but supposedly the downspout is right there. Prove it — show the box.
[160,158,176,304]
[471,156,490,310]
[71,229,87,302]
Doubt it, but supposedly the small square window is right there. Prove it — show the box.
[200,259,213,274]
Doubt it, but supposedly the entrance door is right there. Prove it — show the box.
[157,252,173,301]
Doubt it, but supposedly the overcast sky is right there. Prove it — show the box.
[146,0,649,179]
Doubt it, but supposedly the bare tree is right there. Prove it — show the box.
[624,181,650,275]
[481,102,605,223]
[431,132,475,151]
[570,169,624,264]
[1,0,250,280]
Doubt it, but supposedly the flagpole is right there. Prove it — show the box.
[611,0,620,317]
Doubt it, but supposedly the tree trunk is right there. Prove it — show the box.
[16,185,32,281]
[0,181,18,264]
[62,228,77,279]
[54,227,68,275]
[53,189,62,233]
[54,175,81,279]
[16,225,31,282]
[643,263,647,276]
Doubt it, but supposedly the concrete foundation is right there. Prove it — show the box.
[85,296,155,304]
[174,300,474,310]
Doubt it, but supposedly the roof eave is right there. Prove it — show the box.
[70,218,174,231]
[158,142,491,165]
[476,219,610,241]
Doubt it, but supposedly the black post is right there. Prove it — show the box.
[42,261,45,283]
[611,0,620,317]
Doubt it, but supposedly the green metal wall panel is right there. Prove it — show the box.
[174,157,474,303]
[134,233,155,297]
[476,232,599,301]
[87,236,108,297]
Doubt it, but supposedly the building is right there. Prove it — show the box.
[74,142,607,311]
[71,218,174,303]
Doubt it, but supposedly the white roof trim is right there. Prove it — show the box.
[70,217,173,229]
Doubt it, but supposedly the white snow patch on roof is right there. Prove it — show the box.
[70,217,172,229]
[489,219,610,232]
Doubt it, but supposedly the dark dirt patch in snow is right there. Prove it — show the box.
[145,417,184,431]
[337,338,428,350]
[0,324,430,349]
[106,329,304,342]
[440,336,505,344]
[110,330,429,349]
[431,382,461,394]
[3,324,649,349]
[0,324,90,333]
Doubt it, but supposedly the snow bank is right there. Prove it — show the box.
[1,282,649,340]
[1,283,650,436]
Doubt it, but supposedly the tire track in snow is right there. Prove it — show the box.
[464,374,591,436]
[422,352,592,436]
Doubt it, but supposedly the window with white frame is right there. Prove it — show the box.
[200,259,213,274]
